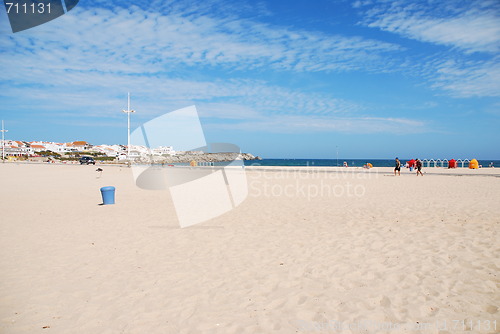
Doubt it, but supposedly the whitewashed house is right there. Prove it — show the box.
[29,144,47,152]
[4,145,33,156]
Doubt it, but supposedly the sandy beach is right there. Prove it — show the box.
[0,162,499,333]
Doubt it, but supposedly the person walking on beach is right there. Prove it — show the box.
[394,157,401,176]
[416,158,423,176]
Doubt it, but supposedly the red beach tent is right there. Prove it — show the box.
[448,159,457,168]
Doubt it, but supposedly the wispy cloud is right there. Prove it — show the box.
[429,57,500,98]
[0,72,362,120]
[0,1,408,131]
[353,0,500,98]
[0,2,402,76]
[205,114,427,134]
[356,0,500,54]
[0,0,440,136]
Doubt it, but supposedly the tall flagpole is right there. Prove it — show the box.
[1,120,8,163]
[122,93,135,159]
[336,145,339,167]
[127,93,130,158]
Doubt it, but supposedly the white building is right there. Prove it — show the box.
[90,145,122,157]
[30,141,73,153]
[66,141,91,151]
[1,138,177,161]
[3,145,33,156]
[30,144,47,152]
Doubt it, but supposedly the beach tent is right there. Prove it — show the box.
[448,159,457,168]
[469,159,479,169]
[407,159,416,171]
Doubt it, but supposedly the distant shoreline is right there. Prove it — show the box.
[2,161,499,177]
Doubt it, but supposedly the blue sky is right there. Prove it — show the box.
[0,0,499,159]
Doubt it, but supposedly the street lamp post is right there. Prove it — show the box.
[122,93,135,159]
[1,120,8,163]
[336,145,339,167]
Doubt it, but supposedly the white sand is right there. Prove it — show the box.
[0,163,499,333]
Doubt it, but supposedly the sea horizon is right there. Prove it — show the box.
[244,158,500,168]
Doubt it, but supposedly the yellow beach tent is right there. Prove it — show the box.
[469,159,479,169]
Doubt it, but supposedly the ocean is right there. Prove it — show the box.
[244,159,500,168]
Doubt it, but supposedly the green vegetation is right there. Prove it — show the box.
[80,151,107,157]
[36,150,61,157]
[95,156,116,161]
[33,150,115,162]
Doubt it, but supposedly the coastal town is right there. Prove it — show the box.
[0,139,174,161]
[0,139,260,163]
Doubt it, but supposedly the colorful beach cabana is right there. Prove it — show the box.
[448,159,457,168]
[407,159,416,171]
[469,159,479,169]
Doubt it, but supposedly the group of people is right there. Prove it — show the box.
[394,157,423,176]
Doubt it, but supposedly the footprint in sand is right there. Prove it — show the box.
[298,295,308,305]
[485,305,498,314]
[380,296,391,307]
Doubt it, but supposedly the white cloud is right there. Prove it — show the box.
[353,0,500,98]
[0,1,433,136]
[357,0,500,54]
[0,4,373,120]
[429,58,500,98]
[0,70,361,119]
[0,3,402,76]
[205,114,426,134]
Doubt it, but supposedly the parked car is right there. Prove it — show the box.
[79,156,96,165]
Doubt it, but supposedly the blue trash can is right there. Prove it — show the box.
[100,186,115,205]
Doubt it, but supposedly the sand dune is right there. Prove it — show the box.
[0,163,499,333]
